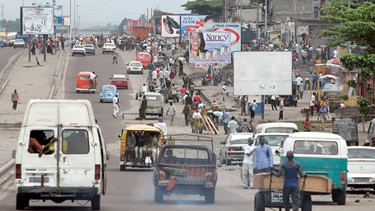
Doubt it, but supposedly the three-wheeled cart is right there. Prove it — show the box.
[254,173,312,211]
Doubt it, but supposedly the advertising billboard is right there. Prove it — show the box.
[204,23,241,52]
[21,6,54,35]
[161,15,180,38]
[189,31,231,64]
[54,5,63,25]
[180,15,214,42]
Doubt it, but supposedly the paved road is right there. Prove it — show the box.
[0,46,374,210]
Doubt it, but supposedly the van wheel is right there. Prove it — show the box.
[135,93,139,100]
[91,194,100,210]
[219,152,225,165]
[254,192,265,211]
[226,158,232,166]
[154,188,163,203]
[301,194,312,211]
[120,165,126,171]
[205,189,215,203]
[333,189,346,205]
[16,194,28,210]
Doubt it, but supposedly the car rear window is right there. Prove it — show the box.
[146,96,161,101]
[265,127,296,133]
[103,86,115,91]
[231,139,248,145]
[293,140,338,155]
[348,148,375,159]
[131,62,142,67]
[79,75,90,80]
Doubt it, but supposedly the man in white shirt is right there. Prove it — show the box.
[295,76,304,99]
[112,94,119,118]
[227,116,239,134]
[242,138,255,189]
[89,72,97,89]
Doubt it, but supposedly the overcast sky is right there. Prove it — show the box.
[0,0,190,27]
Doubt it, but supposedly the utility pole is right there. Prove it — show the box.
[265,0,267,42]
[256,0,259,39]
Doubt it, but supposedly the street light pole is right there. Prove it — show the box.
[256,0,259,39]
[73,0,76,39]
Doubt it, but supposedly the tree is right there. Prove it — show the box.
[320,2,375,131]
[182,0,222,21]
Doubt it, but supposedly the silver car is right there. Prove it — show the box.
[219,133,253,165]
[13,39,26,48]
[347,146,375,190]
[84,44,95,55]
[126,61,144,74]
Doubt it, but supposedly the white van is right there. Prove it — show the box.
[254,122,298,136]
[14,100,109,210]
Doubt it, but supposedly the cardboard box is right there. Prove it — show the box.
[253,173,332,193]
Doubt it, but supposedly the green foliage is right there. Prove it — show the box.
[357,97,371,116]
[1,19,21,32]
[342,94,349,101]
[182,0,222,20]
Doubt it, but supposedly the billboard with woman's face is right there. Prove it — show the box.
[180,14,214,42]
[189,31,231,64]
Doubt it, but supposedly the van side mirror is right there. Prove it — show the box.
[106,151,110,160]
[275,149,281,156]
[12,150,16,159]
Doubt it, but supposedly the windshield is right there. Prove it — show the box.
[348,148,375,159]
[255,135,288,146]
[130,62,142,67]
[265,127,296,133]
[103,86,115,91]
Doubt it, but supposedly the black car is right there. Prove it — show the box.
[282,95,298,107]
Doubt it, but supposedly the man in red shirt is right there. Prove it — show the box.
[206,73,212,86]
[193,92,201,104]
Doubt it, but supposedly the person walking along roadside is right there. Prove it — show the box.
[11,89,19,110]
[112,94,119,118]
[242,138,255,189]
[272,151,306,211]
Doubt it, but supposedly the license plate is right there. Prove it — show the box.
[271,190,284,203]
[354,178,369,182]
[29,177,49,183]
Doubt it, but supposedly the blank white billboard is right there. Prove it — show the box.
[233,52,292,95]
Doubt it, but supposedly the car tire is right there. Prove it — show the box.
[120,165,126,171]
[333,189,346,205]
[301,194,312,211]
[125,86,128,90]
[91,194,100,210]
[16,194,28,210]
[100,99,103,103]
[154,188,163,203]
[72,53,74,56]
[226,158,232,166]
[205,189,215,204]
[219,152,225,165]
[254,192,265,211]
[135,93,139,100]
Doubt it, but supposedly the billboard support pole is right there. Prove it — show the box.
[261,95,265,120]
[28,34,31,62]
[44,35,47,62]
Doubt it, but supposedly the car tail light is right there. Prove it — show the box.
[95,165,101,180]
[229,147,235,152]
[340,171,346,184]
[15,164,21,179]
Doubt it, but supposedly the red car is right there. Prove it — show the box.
[110,74,128,89]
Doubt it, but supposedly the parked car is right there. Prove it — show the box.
[110,74,128,89]
[102,43,116,54]
[347,146,375,190]
[84,44,95,55]
[253,133,289,166]
[219,133,253,165]
[0,39,4,48]
[126,61,144,74]
[281,95,298,107]
[99,85,119,103]
[13,39,26,48]
[72,45,86,56]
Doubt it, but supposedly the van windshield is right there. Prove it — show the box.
[293,140,338,155]
[62,129,89,154]
[265,127,295,133]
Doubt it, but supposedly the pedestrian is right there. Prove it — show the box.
[60,35,65,51]
[227,116,239,134]
[254,135,273,173]
[171,43,176,55]
[242,138,255,189]
[222,85,227,102]
[192,108,202,134]
[166,101,176,126]
[112,94,119,118]
[193,92,201,104]
[270,95,277,111]
[139,95,147,120]
[158,68,165,86]
[309,92,317,117]
[279,98,284,120]
[319,104,328,130]
[240,95,248,116]
[222,109,231,135]
[240,118,252,132]
[303,117,311,131]
[272,151,306,211]
[250,100,257,122]
[89,72,97,89]
[171,83,178,103]
[181,102,191,126]
[11,89,19,110]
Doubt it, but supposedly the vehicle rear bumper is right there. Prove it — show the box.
[17,186,99,200]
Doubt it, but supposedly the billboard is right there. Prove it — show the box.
[180,15,214,42]
[63,16,70,26]
[21,6,54,35]
[55,25,68,34]
[204,23,241,52]
[54,5,63,25]
[233,52,292,95]
[161,15,180,38]
[189,31,231,64]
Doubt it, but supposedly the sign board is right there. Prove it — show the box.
[161,15,180,38]
[189,31,231,64]
[204,22,241,52]
[332,116,358,145]
[233,52,292,95]
[21,6,54,35]
[55,25,69,34]
[54,5,63,25]
[180,15,213,42]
